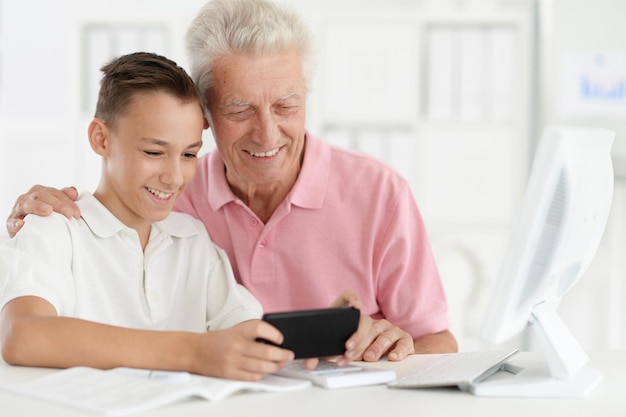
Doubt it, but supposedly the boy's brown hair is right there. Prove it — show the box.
[95,52,204,127]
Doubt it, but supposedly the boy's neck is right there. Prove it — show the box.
[92,190,152,251]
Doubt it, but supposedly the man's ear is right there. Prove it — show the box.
[88,118,109,156]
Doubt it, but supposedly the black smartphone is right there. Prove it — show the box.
[260,307,360,359]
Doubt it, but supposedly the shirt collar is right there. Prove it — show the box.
[207,130,330,211]
[289,131,329,209]
[78,191,200,239]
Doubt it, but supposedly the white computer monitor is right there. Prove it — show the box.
[472,126,615,398]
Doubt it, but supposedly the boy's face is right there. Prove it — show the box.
[94,92,203,231]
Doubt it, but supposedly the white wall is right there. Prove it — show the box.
[0,0,209,219]
[539,0,626,161]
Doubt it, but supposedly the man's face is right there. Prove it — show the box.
[96,92,204,230]
[206,50,307,194]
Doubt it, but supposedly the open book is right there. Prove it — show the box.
[1,366,311,416]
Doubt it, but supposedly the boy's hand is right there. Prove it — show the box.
[192,320,295,381]
[6,185,80,237]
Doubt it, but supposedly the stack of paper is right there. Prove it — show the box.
[1,367,311,416]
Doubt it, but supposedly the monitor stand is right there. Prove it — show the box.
[469,359,603,398]
[471,301,603,398]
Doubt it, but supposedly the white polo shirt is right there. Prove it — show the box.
[0,192,262,332]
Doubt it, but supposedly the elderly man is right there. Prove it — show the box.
[6,0,457,367]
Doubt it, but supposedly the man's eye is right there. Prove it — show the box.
[277,105,298,115]
[225,108,253,119]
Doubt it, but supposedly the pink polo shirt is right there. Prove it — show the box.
[175,132,449,339]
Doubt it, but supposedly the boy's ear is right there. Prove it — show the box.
[88,118,109,155]
[204,117,210,130]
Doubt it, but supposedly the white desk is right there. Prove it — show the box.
[1,351,625,417]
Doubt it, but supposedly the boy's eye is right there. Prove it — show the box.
[183,152,198,159]
[144,150,162,157]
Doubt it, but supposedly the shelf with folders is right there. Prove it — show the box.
[312,8,533,224]
[310,5,535,350]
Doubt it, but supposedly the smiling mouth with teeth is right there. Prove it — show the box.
[147,187,173,200]
[247,148,279,158]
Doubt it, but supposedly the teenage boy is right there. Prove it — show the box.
[0,52,293,381]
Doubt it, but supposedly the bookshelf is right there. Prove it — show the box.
[304,1,536,348]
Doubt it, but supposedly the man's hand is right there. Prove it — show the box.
[331,289,364,309]
[331,290,414,366]
[336,315,415,366]
[331,290,458,366]
[6,185,80,237]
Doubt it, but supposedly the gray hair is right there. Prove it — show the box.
[185,0,316,111]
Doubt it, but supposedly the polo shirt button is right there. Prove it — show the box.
[149,291,159,302]
[259,240,267,248]
[250,218,258,226]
